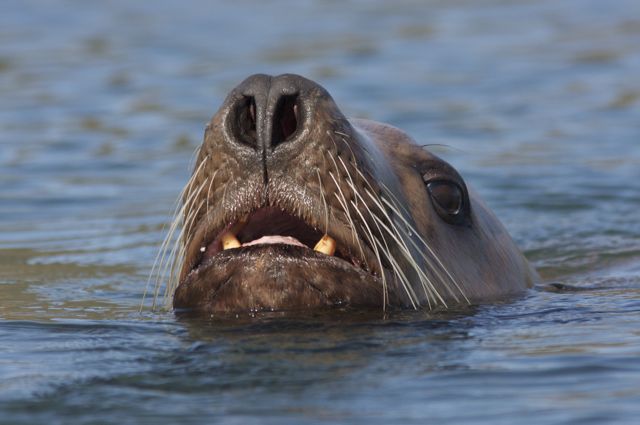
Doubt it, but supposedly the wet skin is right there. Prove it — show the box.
[173,74,537,315]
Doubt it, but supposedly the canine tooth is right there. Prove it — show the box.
[314,235,336,256]
[221,232,241,250]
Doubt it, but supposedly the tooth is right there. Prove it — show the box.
[221,231,241,250]
[199,246,206,252]
[314,235,336,256]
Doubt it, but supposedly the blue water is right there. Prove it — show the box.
[1,0,639,423]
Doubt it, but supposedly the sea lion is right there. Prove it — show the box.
[153,73,537,314]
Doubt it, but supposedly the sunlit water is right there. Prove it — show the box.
[1,0,639,423]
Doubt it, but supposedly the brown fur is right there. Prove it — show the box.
[168,74,537,314]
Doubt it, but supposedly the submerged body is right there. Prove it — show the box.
[161,74,536,314]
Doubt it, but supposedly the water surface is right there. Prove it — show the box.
[1,0,639,423]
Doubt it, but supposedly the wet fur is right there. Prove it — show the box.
[146,74,537,314]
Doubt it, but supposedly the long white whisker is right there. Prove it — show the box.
[348,199,412,308]
[205,168,219,224]
[345,159,448,307]
[362,175,463,302]
[144,154,210,311]
[163,196,207,306]
[332,143,395,308]
[335,150,402,308]
[360,188,445,307]
[328,174,363,256]
[368,212,443,308]
[152,175,210,309]
[345,181,431,307]
[379,188,468,303]
[326,152,367,263]
[315,170,329,235]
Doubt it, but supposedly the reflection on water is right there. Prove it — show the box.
[1,0,639,423]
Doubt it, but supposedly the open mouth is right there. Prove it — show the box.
[183,206,373,282]
[173,202,390,314]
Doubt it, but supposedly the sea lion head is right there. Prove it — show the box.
[156,73,536,315]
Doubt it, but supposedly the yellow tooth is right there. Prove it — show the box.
[221,231,241,250]
[314,235,336,256]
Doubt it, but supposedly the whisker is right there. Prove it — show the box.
[335,165,392,306]
[205,168,219,224]
[340,154,448,308]
[315,169,329,236]
[163,197,207,306]
[348,199,407,309]
[144,153,210,311]
[360,187,445,306]
[368,212,443,308]
[379,187,468,303]
[326,152,367,263]
[151,174,210,310]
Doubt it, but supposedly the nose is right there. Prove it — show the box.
[223,73,321,153]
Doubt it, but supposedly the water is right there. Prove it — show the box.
[1,0,639,423]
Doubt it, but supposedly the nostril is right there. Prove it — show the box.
[271,94,299,148]
[232,95,257,148]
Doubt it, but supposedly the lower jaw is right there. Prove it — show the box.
[174,244,385,314]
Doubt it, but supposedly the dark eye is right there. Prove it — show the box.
[426,180,466,224]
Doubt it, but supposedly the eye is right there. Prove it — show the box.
[426,180,466,225]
